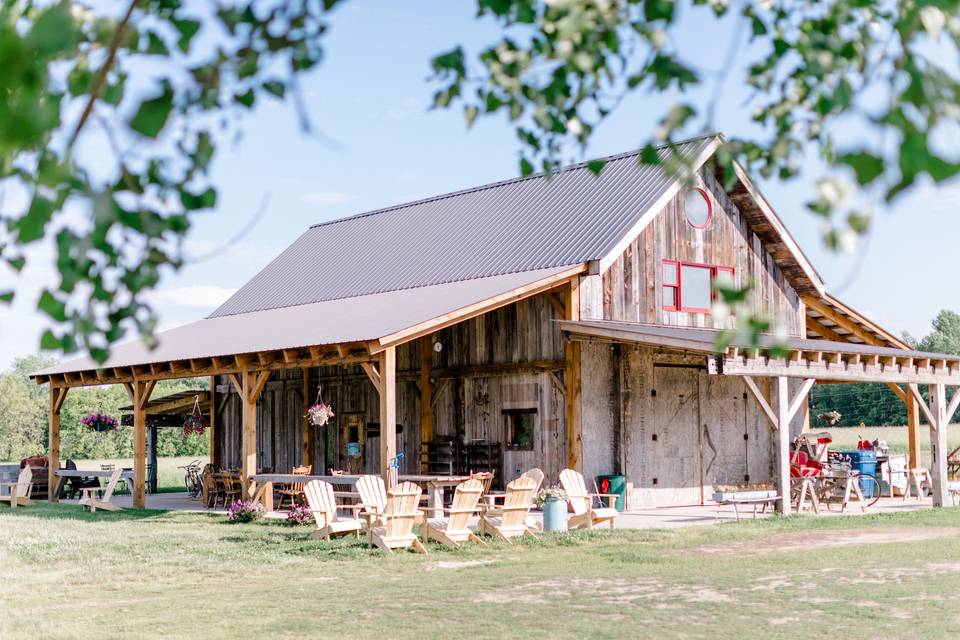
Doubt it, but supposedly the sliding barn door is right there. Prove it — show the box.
[645,366,702,506]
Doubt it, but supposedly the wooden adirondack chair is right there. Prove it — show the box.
[355,474,388,523]
[559,469,618,530]
[366,482,427,554]
[78,468,124,512]
[303,480,363,540]
[0,467,34,508]
[479,475,538,543]
[423,478,485,546]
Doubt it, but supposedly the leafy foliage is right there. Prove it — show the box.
[0,0,341,362]
[431,0,960,250]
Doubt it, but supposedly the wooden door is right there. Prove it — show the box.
[646,366,702,506]
[698,373,749,492]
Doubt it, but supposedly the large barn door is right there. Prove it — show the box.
[646,366,702,506]
[698,373,750,492]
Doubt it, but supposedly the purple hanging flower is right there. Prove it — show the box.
[81,412,119,433]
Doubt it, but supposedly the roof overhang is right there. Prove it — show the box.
[33,265,585,388]
[561,320,960,386]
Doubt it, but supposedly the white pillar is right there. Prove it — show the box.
[929,384,949,507]
[776,376,792,515]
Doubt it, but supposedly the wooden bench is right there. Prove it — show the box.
[78,468,124,513]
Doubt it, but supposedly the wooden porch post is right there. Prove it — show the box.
[379,346,397,483]
[565,277,583,471]
[209,376,220,469]
[240,370,270,498]
[929,384,949,507]
[420,337,433,448]
[775,376,792,516]
[48,386,68,503]
[907,395,921,471]
[124,380,156,509]
[302,367,313,469]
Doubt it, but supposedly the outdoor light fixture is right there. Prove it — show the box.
[433,341,443,353]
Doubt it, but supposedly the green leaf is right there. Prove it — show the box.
[520,158,534,176]
[263,81,285,98]
[0,290,13,304]
[146,31,169,56]
[130,84,174,138]
[174,19,201,53]
[40,330,60,351]
[180,187,217,210]
[15,195,56,243]
[234,90,255,108]
[37,290,67,322]
[586,160,606,176]
[837,152,884,185]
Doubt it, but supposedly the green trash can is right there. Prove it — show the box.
[596,474,627,512]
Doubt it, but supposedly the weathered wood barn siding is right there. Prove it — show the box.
[578,170,808,507]
[214,293,568,484]
[599,170,805,336]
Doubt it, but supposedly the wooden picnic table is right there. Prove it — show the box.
[250,474,362,511]
[54,469,134,499]
[399,474,473,510]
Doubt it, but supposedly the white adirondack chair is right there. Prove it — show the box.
[479,475,538,543]
[303,480,363,540]
[521,467,545,531]
[0,467,34,508]
[423,478,485,546]
[559,469,618,530]
[78,468,124,512]
[367,482,427,554]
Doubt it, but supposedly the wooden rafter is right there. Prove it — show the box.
[907,384,937,429]
[804,297,880,346]
[806,316,847,343]
[360,362,381,392]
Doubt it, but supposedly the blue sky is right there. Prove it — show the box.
[2,1,958,369]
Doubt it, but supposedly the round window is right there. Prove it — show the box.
[684,188,712,228]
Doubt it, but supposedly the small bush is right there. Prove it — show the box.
[286,503,312,526]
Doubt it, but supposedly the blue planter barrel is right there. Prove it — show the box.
[840,450,878,498]
[542,498,568,532]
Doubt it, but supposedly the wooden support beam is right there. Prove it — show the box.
[227,373,242,395]
[420,337,433,447]
[804,297,881,345]
[929,384,949,507]
[378,346,397,483]
[786,378,816,426]
[775,377,792,515]
[806,316,847,343]
[565,276,583,471]
[210,376,220,469]
[907,395,921,470]
[907,384,937,430]
[361,362,381,393]
[743,376,777,430]
[47,387,69,503]
[302,367,314,470]
[129,380,155,508]
[886,383,906,403]
[240,370,269,498]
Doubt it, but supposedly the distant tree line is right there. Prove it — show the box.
[0,355,209,463]
[810,310,960,429]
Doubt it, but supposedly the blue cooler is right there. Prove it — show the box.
[840,450,878,498]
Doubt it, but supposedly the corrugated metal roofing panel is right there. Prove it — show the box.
[210,136,716,318]
[36,266,572,376]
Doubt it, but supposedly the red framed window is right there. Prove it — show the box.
[661,260,735,313]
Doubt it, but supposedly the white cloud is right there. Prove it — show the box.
[300,191,354,205]
[148,285,238,310]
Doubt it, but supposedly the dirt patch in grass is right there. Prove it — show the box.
[695,527,960,557]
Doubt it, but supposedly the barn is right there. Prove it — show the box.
[32,134,960,513]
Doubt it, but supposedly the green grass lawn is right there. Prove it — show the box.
[3,504,960,639]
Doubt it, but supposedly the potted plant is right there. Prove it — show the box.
[80,412,119,433]
[535,486,569,532]
[182,395,207,435]
[228,500,265,523]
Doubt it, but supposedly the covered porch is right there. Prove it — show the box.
[561,321,960,514]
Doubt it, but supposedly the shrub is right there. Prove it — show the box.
[286,503,312,526]
[228,500,265,523]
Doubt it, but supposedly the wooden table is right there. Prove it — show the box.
[398,474,472,510]
[250,474,362,511]
[54,469,134,499]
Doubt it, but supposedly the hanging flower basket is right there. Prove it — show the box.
[306,384,335,426]
[306,401,335,427]
[81,412,119,433]
[182,395,208,436]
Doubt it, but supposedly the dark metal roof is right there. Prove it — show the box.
[210,136,717,318]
